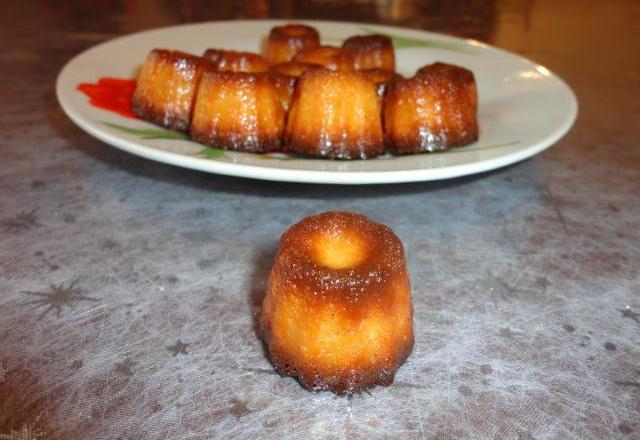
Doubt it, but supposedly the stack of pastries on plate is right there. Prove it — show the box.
[132,23,478,159]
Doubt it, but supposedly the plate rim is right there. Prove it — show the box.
[56,19,578,185]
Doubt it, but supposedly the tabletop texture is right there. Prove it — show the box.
[1,1,639,439]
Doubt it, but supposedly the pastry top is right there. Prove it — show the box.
[293,45,346,70]
[265,24,320,65]
[341,34,395,71]
[269,61,323,77]
[272,211,407,305]
[203,48,269,72]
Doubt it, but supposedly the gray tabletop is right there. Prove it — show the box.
[1,1,639,439]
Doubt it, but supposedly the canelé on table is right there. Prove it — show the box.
[260,211,414,394]
[132,23,479,159]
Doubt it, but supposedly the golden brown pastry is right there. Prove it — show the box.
[360,68,402,98]
[132,49,207,131]
[340,34,395,71]
[202,48,269,73]
[285,69,384,159]
[384,62,479,153]
[267,72,297,113]
[190,70,284,152]
[260,211,414,394]
[417,62,478,112]
[270,61,323,78]
[293,46,347,71]
[267,62,324,113]
[265,24,320,65]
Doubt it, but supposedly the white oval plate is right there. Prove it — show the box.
[56,20,577,185]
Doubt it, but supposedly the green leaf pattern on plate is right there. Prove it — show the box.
[101,119,518,161]
[198,147,226,159]
[360,27,477,53]
[102,122,188,140]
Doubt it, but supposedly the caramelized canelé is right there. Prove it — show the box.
[203,49,269,73]
[293,46,346,71]
[267,72,297,113]
[384,62,479,153]
[265,24,320,65]
[260,211,414,394]
[340,34,395,71]
[268,62,323,112]
[285,69,384,159]
[190,70,285,152]
[360,68,402,98]
[132,49,207,131]
[270,61,323,77]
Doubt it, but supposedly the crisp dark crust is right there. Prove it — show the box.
[260,211,414,394]
[190,70,284,152]
[266,24,320,65]
[132,49,207,131]
[285,69,384,159]
[265,342,413,394]
[384,62,479,153]
[202,48,269,73]
[273,212,406,301]
[341,34,395,71]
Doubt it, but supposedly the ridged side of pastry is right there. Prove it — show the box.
[384,62,479,153]
[285,69,384,159]
[132,49,207,131]
[260,211,414,394]
[190,70,285,153]
[341,34,395,71]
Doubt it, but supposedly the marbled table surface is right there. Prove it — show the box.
[1,1,639,439]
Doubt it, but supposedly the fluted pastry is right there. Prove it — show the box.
[260,211,414,394]
[132,49,207,131]
[384,62,478,153]
[340,34,395,71]
[285,69,384,159]
[190,70,285,152]
[265,24,320,65]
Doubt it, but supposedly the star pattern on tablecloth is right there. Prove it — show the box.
[114,357,136,377]
[166,339,190,356]
[229,398,250,419]
[22,279,98,320]
[619,306,639,323]
[1,209,40,233]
